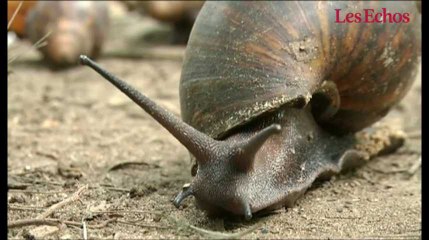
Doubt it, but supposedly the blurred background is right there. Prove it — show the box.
[8,1,204,69]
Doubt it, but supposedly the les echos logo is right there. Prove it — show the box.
[335,8,411,23]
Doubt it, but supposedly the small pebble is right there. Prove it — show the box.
[153,215,162,222]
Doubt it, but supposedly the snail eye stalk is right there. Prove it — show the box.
[242,201,252,221]
[234,124,282,172]
[79,55,217,163]
[172,184,194,207]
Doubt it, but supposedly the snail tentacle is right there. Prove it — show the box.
[79,55,216,163]
[234,124,282,172]
[242,200,252,221]
[172,184,194,208]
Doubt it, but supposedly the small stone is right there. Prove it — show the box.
[153,215,162,222]
[260,227,269,234]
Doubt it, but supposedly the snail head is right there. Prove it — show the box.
[80,55,281,220]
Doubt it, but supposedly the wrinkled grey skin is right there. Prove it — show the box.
[189,107,365,218]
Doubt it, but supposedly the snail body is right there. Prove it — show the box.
[80,1,420,220]
[25,1,109,67]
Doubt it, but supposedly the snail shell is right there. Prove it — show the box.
[180,1,421,139]
[25,1,109,67]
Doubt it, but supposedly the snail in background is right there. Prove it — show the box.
[80,1,420,220]
[126,1,204,44]
[25,1,109,68]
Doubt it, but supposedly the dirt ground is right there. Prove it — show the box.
[8,5,421,240]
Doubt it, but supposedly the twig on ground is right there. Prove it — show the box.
[407,156,421,176]
[82,218,88,240]
[8,218,81,228]
[9,206,163,217]
[7,1,23,30]
[91,209,163,215]
[8,189,71,194]
[107,161,151,172]
[116,220,168,229]
[37,185,88,219]
[187,223,260,239]
[34,150,59,160]
[8,30,52,64]
[96,184,131,192]
[367,166,409,174]
[8,218,117,229]
[9,206,47,212]
[101,186,130,192]
[167,215,260,239]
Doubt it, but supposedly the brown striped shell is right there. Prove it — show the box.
[179,1,421,139]
[25,1,109,67]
